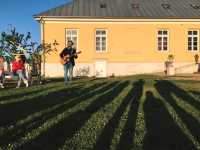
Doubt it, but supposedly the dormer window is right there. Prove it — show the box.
[161,3,171,9]
[190,4,200,9]
[131,3,139,9]
[100,3,107,8]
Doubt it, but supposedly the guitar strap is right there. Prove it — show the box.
[70,47,73,56]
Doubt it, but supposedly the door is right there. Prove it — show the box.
[95,60,107,77]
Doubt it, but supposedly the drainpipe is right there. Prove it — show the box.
[39,17,45,78]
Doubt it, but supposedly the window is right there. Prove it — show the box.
[131,3,139,9]
[66,29,78,48]
[188,30,199,51]
[190,4,200,9]
[100,3,107,8]
[161,3,171,9]
[157,30,169,51]
[95,29,107,52]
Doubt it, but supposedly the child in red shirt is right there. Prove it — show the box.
[12,55,28,88]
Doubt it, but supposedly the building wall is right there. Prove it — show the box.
[41,20,200,77]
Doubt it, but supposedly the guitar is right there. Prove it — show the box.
[60,51,82,65]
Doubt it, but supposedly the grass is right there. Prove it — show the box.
[0,75,200,150]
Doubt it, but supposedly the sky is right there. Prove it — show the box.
[0,0,71,43]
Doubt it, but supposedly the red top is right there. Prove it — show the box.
[12,60,25,72]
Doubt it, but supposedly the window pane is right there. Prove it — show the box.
[102,46,106,51]
[72,37,77,41]
[102,42,106,47]
[158,37,162,48]
[194,37,198,41]
[102,41,106,44]
[67,30,71,35]
[67,37,71,41]
[188,37,192,42]
[101,30,106,35]
[158,37,162,41]
[193,42,198,46]
[96,46,101,51]
[96,42,100,46]
[193,31,198,35]
[96,37,100,42]
[193,46,198,50]
[188,31,192,35]
[188,46,192,50]
[96,30,101,35]
[158,42,162,46]
[158,42,162,50]
[163,30,168,35]
[158,35,162,50]
[163,42,168,46]
[163,37,167,42]
[102,37,106,41]
[163,46,168,50]
[158,31,162,35]
[72,30,77,35]
[96,30,106,35]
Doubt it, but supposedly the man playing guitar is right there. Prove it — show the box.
[59,40,78,85]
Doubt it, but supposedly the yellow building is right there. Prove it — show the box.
[34,0,200,77]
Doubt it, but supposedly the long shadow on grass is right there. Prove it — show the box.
[0,82,96,126]
[0,78,90,102]
[156,80,200,111]
[117,79,144,150]
[143,91,196,150]
[155,80,200,144]
[0,81,113,146]
[0,85,60,103]
[93,79,145,150]
[18,81,129,150]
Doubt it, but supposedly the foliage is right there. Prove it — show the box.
[0,28,32,62]
[167,54,174,62]
[194,54,199,64]
[0,27,58,79]
[0,27,58,64]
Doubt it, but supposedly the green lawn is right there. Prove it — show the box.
[0,75,200,150]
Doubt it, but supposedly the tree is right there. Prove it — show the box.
[0,27,59,83]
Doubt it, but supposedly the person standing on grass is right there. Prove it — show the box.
[59,40,78,85]
[0,56,5,88]
[12,55,29,88]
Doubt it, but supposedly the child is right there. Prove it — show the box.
[12,55,29,88]
[0,56,5,88]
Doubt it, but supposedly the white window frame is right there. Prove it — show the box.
[95,29,107,53]
[187,29,199,52]
[65,29,79,49]
[157,29,169,52]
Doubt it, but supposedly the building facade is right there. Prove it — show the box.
[34,0,200,77]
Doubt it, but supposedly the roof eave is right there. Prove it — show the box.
[34,15,200,20]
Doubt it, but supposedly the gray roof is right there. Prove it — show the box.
[34,0,200,19]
